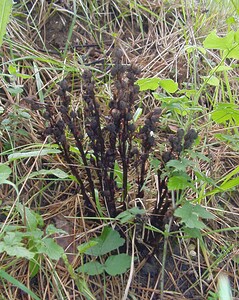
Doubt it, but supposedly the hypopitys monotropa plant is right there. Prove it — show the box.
[39,49,162,219]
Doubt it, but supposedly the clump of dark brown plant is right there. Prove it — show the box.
[37,48,162,219]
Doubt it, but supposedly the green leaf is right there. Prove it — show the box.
[211,103,239,125]
[105,254,131,276]
[201,75,220,86]
[136,78,160,91]
[158,79,178,93]
[39,238,64,260]
[16,203,44,231]
[174,202,214,229]
[78,261,105,276]
[84,227,125,256]
[27,168,69,180]
[183,227,202,239]
[7,86,24,96]
[0,164,11,181]
[8,148,61,160]
[136,78,178,93]
[116,207,145,224]
[192,204,215,219]
[168,173,192,190]
[0,0,13,47]
[210,65,233,73]
[45,224,67,236]
[77,241,99,255]
[6,245,35,259]
[203,30,234,50]
[133,107,143,122]
[29,255,40,278]
[166,160,187,172]
[0,269,41,300]
[226,44,239,59]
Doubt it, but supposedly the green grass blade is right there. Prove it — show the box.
[0,269,41,300]
[0,0,13,47]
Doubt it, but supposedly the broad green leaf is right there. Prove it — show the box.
[0,0,13,47]
[226,44,239,59]
[136,78,160,91]
[203,30,234,50]
[39,238,64,260]
[8,148,61,160]
[166,160,187,172]
[158,79,178,93]
[137,78,178,93]
[105,254,131,276]
[174,202,214,229]
[78,261,104,276]
[3,232,22,246]
[84,227,125,256]
[0,269,41,300]
[168,173,192,190]
[201,75,220,86]
[6,245,35,259]
[192,204,215,219]
[0,164,11,181]
[211,103,239,125]
[183,227,202,239]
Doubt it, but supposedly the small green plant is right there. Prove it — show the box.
[77,226,131,276]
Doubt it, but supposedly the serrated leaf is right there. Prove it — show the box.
[105,254,131,276]
[168,173,192,190]
[174,202,214,229]
[166,160,187,172]
[39,238,64,260]
[6,246,35,259]
[203,30,234,50]
[193,204,215,219]
[0,0,13,47]
[211,103,239,125]
[77,261,105,275]
[84,227,125,256]
[0,164,11,181]
[184,227,202,239]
